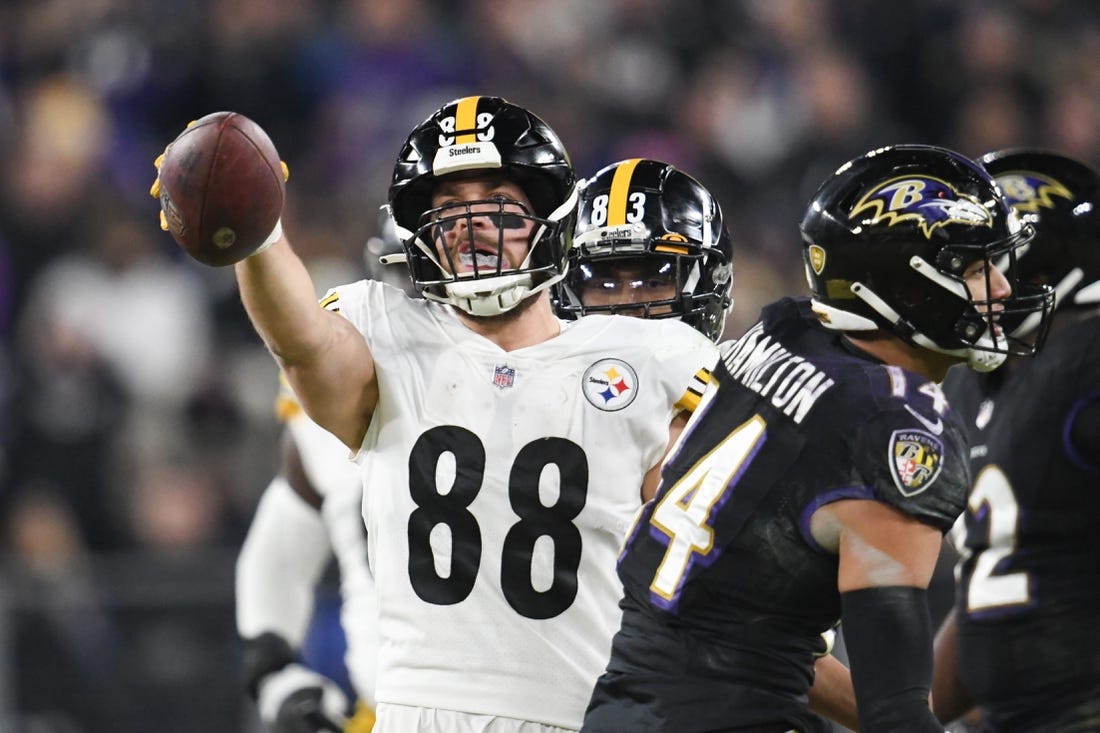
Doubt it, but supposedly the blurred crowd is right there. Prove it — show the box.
[0,0,1097,730]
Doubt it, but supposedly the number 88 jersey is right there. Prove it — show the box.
[322,278,717,729]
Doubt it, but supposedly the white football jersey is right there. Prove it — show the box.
[322,279,718,729]
[279,390,380,706]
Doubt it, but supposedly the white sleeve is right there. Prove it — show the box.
[235,475,334,645]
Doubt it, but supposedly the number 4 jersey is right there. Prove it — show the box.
[321,279,718,729]
[587,297,970,732]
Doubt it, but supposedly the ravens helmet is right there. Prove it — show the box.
[386,95,578,316]
[555,158,733,342]
[800,144,1053,372]
[980,148,1100,336]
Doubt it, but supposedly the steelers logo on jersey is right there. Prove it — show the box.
[889,429,944,497]
[582,358,639,411]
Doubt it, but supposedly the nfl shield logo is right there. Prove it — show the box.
[493,364,516,390]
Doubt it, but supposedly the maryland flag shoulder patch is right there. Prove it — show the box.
[888,429,944,497]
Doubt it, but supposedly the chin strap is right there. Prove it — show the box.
[437,274,536,316]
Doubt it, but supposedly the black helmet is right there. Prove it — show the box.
[385,95,578,316]
[800,144,1053,372]
[555,159,733,342]
[980,148,1100,336]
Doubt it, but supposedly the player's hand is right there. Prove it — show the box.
[257,663,350,733]
[149,118,196,233]
[149,118,289,258]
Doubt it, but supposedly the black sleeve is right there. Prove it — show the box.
[841,586,945,732]
[851,407,969,534]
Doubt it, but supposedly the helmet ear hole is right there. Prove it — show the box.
[933,249,968,275]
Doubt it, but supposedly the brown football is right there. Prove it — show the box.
[156,111,285,267]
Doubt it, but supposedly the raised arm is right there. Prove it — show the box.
[151,112,378,450]
[235,236,377,449]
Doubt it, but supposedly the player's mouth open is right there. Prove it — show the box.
[457,247,503,270]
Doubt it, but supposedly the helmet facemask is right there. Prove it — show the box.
[387,95,579,317]
[558,235,731,341]
[821,222,1054,372]
[400,191,576,317]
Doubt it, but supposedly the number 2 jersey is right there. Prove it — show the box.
[321,279,718,729]
[585,297,970,733]
[944,314,1100,732]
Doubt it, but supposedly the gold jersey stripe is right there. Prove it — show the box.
[319,292,340,310]
[674,390,702,414]
[455,96,480,144]
[674,367,715,414]
[607,157,642,226]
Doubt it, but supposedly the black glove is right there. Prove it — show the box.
[258,663,350,733]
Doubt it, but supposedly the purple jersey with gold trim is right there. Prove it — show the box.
[583,297,969,733]
[946,314,1100,733]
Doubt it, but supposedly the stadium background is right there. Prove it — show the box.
[0,1,1097,731]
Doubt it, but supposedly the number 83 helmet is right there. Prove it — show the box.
[800,144,1054,372]
[555,158,734,342]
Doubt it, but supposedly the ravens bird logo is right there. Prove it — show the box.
[994,172,1074,215]
[850,176,994,239]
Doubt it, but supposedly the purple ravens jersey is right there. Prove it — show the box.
[945,315,1100,733]
[583,297,970,733]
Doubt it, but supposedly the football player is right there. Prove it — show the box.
[555,157,734,343]
[155,95,721,732]
[557,157,859,730]
[236,377,378,733]
[235,159,736,733]
[581,145,1054,733]
[931,150,1100,732]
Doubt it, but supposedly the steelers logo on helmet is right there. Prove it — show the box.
[387,95,579,318]
[849,175,994,239]
[582,358,639,411]
[888,429,944,497]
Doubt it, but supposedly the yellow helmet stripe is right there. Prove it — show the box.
[608,158,643,226]
[455,96,480,144]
